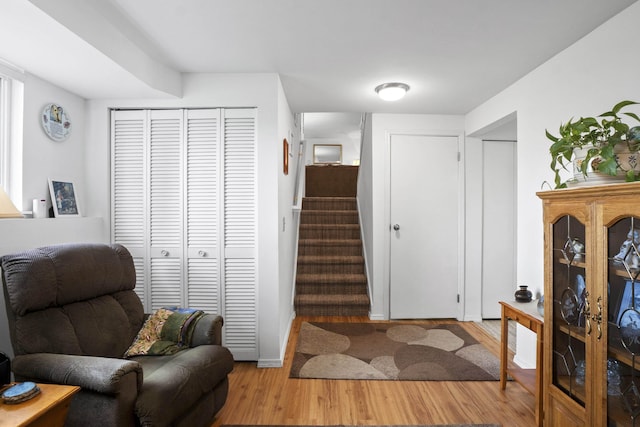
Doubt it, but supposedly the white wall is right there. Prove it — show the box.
[465,2,640,368]
[21,73,87,213]
[369,114,465,319]
[305,137,360,166]
[357,113,374,311]
[0,73,106,358]
[275,79,300,367]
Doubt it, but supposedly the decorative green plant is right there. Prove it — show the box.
[546,100,640,188]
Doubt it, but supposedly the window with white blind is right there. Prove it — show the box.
[0,63,25,202]
[0,75,9,191]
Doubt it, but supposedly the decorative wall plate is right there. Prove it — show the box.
[41,103,72,141]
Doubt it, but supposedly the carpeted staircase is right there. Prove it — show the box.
[294,196,370,316]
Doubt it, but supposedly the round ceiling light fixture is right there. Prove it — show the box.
[375,82,410,101]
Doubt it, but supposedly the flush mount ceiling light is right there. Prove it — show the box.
[375,82,410,101]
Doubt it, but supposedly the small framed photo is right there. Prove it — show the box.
[48,178,81,217]
[283,138,289,175]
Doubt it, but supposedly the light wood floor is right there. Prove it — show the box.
[212,316,536,427]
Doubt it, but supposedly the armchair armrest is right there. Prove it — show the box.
[190,314,224,346]
[12,353,142,395]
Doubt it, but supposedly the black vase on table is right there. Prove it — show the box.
[515,285,533,303]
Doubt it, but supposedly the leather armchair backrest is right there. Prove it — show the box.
[1,243,144,358]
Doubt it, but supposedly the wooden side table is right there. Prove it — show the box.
[499,300,543,427]
[0,383,80,427]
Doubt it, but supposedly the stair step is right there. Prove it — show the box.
[296,278,367,295]
[300,210,359,225]
[296,284,368,296]
[298,239,362,256]
[298,255,364,263]
[299,224,360,239]
[296,273,367,284]
[294,294,370,316]
[303,197,357,211]
[297,255,364,274]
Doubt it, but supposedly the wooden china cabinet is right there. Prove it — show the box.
[539,182,640,426]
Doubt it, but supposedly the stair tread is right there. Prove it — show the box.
[301,209,358,215]
[303,197,356,201]
[296,273,366,282]
[299,239,361,244]
[298,255,363,263]
[295,294,370,303]
[300,224,359,228]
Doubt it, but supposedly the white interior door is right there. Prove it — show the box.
[390,134,460,319]
[482,140,516,318]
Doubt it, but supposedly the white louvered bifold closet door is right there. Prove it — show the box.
[185,109,221,314]
[222,108,257,360]
[148,110,183,309]
[111,108,257,360]
[111,110,147,304]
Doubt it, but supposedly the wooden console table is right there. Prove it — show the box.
[499,300,543,427]
[0,383,80,427]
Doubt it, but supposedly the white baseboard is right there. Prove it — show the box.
[257,359,283,368]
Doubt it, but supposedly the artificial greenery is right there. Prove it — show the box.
[546,100,640,188]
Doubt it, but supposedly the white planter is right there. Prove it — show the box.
[569,145,640,187]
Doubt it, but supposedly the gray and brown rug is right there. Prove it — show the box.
[290,322,500,381]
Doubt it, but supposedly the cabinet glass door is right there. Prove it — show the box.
[607,217,640,426]
[552,215,587,407]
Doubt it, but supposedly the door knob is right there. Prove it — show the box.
[393,224,400,231]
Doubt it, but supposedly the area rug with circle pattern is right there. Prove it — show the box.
[290,322,500,381]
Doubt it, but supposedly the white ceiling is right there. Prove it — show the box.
[0,0,637,116]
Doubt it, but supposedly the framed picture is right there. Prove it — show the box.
[283,138,289,175]
[48,178,81,217]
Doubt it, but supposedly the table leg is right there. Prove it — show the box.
[500,305,508,390]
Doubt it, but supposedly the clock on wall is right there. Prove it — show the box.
[41,103,72,142]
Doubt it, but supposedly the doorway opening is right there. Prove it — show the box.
[470,113,518,320]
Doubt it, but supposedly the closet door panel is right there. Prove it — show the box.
[185,109,221,312]
[111,110,147,304]
[148,110,184,308]
[222,108,257,359]
[224,258,256,357]
[188,257,219,313]
[224,111,256,250]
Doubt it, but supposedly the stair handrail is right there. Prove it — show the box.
[292,139,306,210]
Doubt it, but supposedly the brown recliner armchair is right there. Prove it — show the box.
[1,243,234,427]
